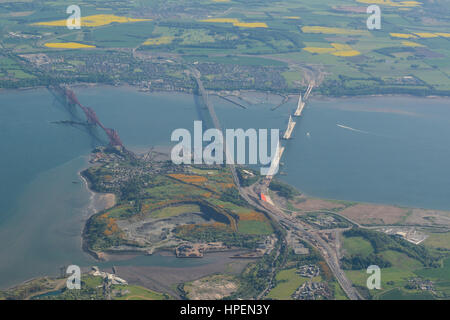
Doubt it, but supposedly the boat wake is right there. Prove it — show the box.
[336,124,371,135]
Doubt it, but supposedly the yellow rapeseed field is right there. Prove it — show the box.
[283,16,300,20]
[200,18,267,28]
[356,0,421,7]
[303,47,336,54]
[142,36,174,45]
[200,18,240,23]
[301,26,367,35]
[414,32,438,38]
[390,33,417,39]
[332,50,361,57]
[33,14,150,27]
[44,42,96,49]
[304,43,360,57]
[233,22,267,28]
[392,32,449,39]
[401,40,424,47]
[331,43,353,51]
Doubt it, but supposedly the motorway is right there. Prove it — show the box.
[191,68,362,300]
[246,182,363,300]
[192,68,285,298]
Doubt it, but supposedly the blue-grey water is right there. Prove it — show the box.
[280,96,450,210]
[0,86,449,288]
[0,87,216,289]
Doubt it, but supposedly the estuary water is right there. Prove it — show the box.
[0,87,217,288]
[0,86,449,288]
[280,96,450,210]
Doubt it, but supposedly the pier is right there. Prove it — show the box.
[265,82,313,182]
[282,82,313,140]
[282,115,296,140]
[192,67,313,184]
[294,82,313,117]
[304,82,314,100]
[293,94,305,117]
[265,146,285,178]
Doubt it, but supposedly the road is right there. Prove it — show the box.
[246,182,363,300]
[191,67,361,300]
[191,68,284,298]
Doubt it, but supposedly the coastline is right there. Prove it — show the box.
[3,82,450,101]
[2,85,450,292]
[310,92,450,101]
[69,83,450,101]
[78,167,116,217]
[78,162,116,261]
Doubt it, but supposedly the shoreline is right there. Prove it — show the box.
[310,92,450,101]
[78,162,117,261]
[2,85,450,291]
[3,151,449,293]
[0,156,115,292]
[78,167,116,219]
[2,83,450,101]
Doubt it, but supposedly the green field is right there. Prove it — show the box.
[266,268,309,300]
[424,232,450,250]
[238,220,273,235]
[342,236,374,256]
[333,281,348,300]
[113,285,169,300]
[341,231,450,299]
[82,275,103,288]
[378,288,435,300]
[415,258,450,282]
[380,250,423,271]
[149,204,201,219]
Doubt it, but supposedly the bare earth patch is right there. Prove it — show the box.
[100,193,116,210]
[339,204,408,225]
[405,209,450,227]
[338,203,450,227]
[185,274,238,300]
[293,198,346,212]
[114,251,253,299]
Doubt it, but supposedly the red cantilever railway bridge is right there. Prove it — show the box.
[52,85,123,147]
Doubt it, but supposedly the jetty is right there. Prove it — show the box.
[294,93,305,117]
[282,115,296,140]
